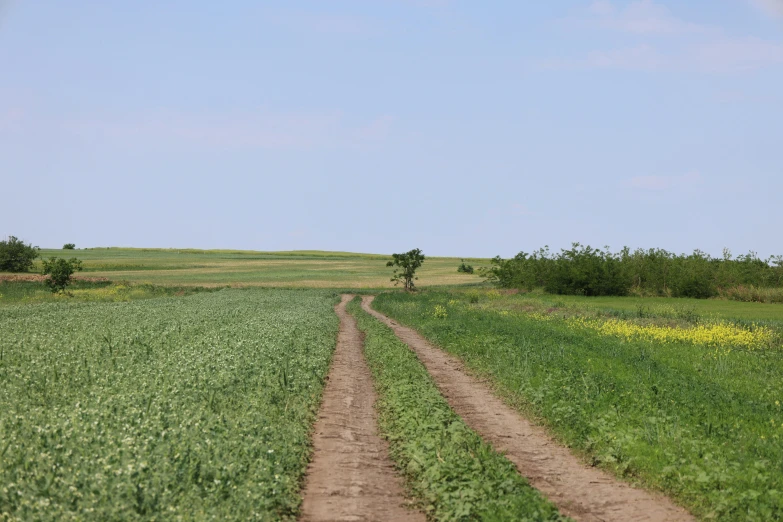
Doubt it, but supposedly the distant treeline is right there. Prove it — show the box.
[483,244,783,299]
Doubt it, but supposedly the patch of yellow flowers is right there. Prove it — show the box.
[577,317,773,350]
[433,305,448,319]
[524,312,774,350]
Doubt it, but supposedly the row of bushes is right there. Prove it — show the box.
[482,244,783,298]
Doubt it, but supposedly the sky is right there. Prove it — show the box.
[1,0,781,258]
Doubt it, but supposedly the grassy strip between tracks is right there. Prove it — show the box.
[347,297,567,521]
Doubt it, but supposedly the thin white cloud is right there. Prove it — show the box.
[356,115,396,143]
[545,37,783,73]
[568,0,713,34]
[510,204,536,217]
[626,172,703,191]
[62,109,395,150]
[0,107,25,133]
[748,0,783,18]
[689,36,783,72]
[582,44,667,71]
[398,0,451,7]
[267,10,375,36]
[550,1,783,73]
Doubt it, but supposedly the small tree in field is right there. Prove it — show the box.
[0,236,39,272]
[457,259,474,274]
[387,248,425,291]
[41,257,83,293]
[63,243,76,250]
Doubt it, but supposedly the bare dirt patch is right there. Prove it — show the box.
[299,295,424,522]
[362,296,693,522]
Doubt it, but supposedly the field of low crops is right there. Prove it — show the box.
[373,290,783,521]
[0,288,338,520]
[15,248,487,288]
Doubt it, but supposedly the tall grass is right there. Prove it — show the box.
[719,285,783,304]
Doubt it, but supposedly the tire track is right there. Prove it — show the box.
[362,295,693,522]
[299,295,424,522]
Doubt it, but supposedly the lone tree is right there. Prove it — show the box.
[63,243,76,250]
[387,248,425,291]
[0,236,40,272]
[41,257,83,293]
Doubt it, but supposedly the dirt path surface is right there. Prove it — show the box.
[362,296,694,522]
[299,295,424,522]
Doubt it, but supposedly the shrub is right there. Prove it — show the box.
[41,257,83,293]
[457,259,474,274]
[484,243,783,299]
[63,243,76,250]
[0,236,39,272]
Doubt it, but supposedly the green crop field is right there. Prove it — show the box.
[0,288,339,520]
[373,289,783,520]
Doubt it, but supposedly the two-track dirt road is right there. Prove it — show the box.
[361,295,693,522]
[300,294,693,521]
[299,295,424,522]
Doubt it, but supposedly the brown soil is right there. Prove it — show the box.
[362,296,694,522]
[299,295,424,522]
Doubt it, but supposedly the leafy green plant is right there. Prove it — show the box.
[0,236,39,272]
[348,298,567,521]
[433,304,448,318]
[62,243,76,250]
[41,257,83,293]
[387,248,425,291]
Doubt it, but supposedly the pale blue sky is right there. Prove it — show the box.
[1,1,781,257]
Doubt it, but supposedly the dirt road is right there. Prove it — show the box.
[299,295,424,522]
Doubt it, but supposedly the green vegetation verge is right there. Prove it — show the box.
[512,291,783,324]
[347,297,567,521]
[373,290,783,521]
[0,280,224,306]
[0,288,339,520]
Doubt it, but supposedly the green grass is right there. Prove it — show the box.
[0,288,339,520]
[7,248,489,288]
[347,298,567,521]
[373,290,783,521]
